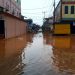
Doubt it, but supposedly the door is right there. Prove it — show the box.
[71,22,75,34]
[0,20,5,38]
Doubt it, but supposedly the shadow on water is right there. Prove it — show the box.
[0,33,75,75]
[52,36,75,75]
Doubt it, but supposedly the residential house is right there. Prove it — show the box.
[0,0,27,39]
[54,0,75,34]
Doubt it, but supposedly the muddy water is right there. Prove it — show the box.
[0,33,75,75]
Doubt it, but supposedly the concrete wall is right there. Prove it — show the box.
[4,14,27,39]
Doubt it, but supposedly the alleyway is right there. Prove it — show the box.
[0,32,75,75]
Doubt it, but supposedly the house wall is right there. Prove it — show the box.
[62,0,75,20]
[4,14,27,39]
[55,0,75,21]
[54,23,70,34]
[62,4,75,20]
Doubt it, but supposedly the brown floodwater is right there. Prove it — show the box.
[0,32,75,75]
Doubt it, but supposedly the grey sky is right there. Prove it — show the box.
[21,0,59,26]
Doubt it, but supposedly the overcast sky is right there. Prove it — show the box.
[21,0,59,26]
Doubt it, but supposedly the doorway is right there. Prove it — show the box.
[0,20,5,38]
[71,22,75,34]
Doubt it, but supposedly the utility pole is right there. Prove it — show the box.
[53,0,55,24]
[43,11,46,19]
[42,11,46,23]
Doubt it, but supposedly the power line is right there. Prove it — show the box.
[53,0,55,23]
[22,1,54,11]
[22,5,54,15]
[22,11,49,14]
[21,12,42,14]
[21,6,51,10]
[22,0,55,19]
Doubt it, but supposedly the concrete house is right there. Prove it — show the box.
[54,0,75,34]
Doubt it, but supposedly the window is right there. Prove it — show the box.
[71,6,74,14]
[64,6,68,14]
[12,9,15,15]
[0,7,3,12]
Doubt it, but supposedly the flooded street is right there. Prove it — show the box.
[0,32,75,75]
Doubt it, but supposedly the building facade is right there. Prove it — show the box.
[54,0,75,34]
[0,0,21,17]
[62,0,75,21]
[0,0,27,39]
[55,0,75,22]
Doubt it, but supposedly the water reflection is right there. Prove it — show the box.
[22,33,53,75]
[40,33,75,75]
[0,33,75,75]
[52,36,75,75]
[0,33,33,75]
[43,33,53,46]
